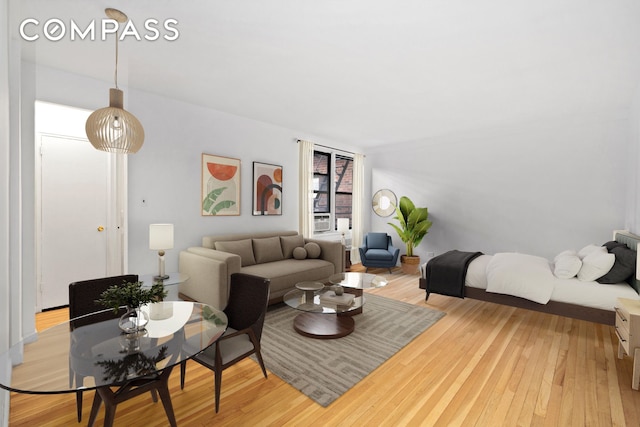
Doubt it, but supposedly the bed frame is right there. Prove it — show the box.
[419,230,640,326]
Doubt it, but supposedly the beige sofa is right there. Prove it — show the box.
[178,230,344,308]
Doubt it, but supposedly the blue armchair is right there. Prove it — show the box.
[359,232,400,273]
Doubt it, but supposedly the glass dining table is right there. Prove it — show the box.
[0,301,227,427]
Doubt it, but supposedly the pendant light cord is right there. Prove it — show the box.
[114,26,119,89]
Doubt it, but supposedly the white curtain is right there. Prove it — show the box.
[351,153,365,263]
[298,139,314,238]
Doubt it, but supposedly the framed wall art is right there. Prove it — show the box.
[201,153,241,216]
[253,162,283,216]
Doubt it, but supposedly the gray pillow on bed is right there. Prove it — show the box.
[602,240,626,251]
[597,246,636,284]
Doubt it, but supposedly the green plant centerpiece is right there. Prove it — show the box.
[388,196,433,274]
[97,281,167,333]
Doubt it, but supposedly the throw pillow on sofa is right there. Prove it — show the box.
[215,239,256,266]
[280,235,305,258]
[253,237,285,264]
[293,247,307,259]
[304,242,321,258]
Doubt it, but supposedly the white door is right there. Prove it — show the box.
[35,101,125,310]
[40,135,109,308]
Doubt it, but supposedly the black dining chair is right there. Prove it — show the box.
[180,273,270,412]
[68,274,138,422]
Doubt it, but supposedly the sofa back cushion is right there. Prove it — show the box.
[253,237,285,264]
[280,235,305,258]
[203,230,298,249]
[215,239,256,267]
[367,233,389,250]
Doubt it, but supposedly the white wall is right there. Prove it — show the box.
[368,110,631,261]
[22,63,359,285]
[126,90,319,274]
[627,82,640,234]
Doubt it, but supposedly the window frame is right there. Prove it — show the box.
[312,149,353,232]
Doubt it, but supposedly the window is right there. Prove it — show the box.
[313,150,353,231]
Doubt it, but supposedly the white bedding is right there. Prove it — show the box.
[462,253,640,311]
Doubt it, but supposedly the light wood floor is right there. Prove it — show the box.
[9,265,640,426]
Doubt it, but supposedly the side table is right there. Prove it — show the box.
[345,246,352,271]
[140,272,189,301]
[615,297,640,390]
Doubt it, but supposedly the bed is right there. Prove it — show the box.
[418,230,640,325]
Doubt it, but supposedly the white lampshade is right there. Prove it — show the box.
[149,224,174,250]
[337,218,350,233]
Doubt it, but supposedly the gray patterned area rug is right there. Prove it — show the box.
[255,294,445,407]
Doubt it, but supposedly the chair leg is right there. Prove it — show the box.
[214,368,222,413]
[254,349,268,379]
[76,390,83,422]
[180,360,186,389]
[388,268,393,274]
[87,391,102,427]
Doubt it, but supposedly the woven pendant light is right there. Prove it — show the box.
[86,8,144,154]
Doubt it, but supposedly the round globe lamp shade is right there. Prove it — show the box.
[86,88,144,154]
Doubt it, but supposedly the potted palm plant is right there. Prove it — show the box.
[388,196,433,274]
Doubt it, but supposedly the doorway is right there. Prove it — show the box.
[35,101,126,310]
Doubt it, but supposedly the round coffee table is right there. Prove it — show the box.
[284,282,362,339]
[328,272,388,315]
[283,273,388,339]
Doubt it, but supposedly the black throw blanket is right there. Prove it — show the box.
[424,250,483,299]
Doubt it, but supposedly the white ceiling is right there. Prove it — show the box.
[15,0,640,148]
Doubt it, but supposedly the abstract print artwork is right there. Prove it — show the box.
[253,162,282,216]
[201,153,240,216]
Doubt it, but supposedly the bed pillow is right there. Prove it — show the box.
[597,246,636,284]
[577,244,607,260]
[603,240,626,251]
[554,249,577,263]
[577,250,615,281]
[553,254,582,279]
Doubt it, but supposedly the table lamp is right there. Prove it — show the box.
[149,224,174,280]
[337,218,350,246]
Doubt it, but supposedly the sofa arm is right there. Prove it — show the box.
[178,247,242,309]
[306,238,344,274]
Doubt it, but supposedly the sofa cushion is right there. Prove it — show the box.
[241,259,335,296]
[367,233,388,249]
[280,235,305,258]
[364,248,395,261]
[293,247,307,259]
[215,239,256,267]
[253,237,285,264]
[304,242,321,258]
